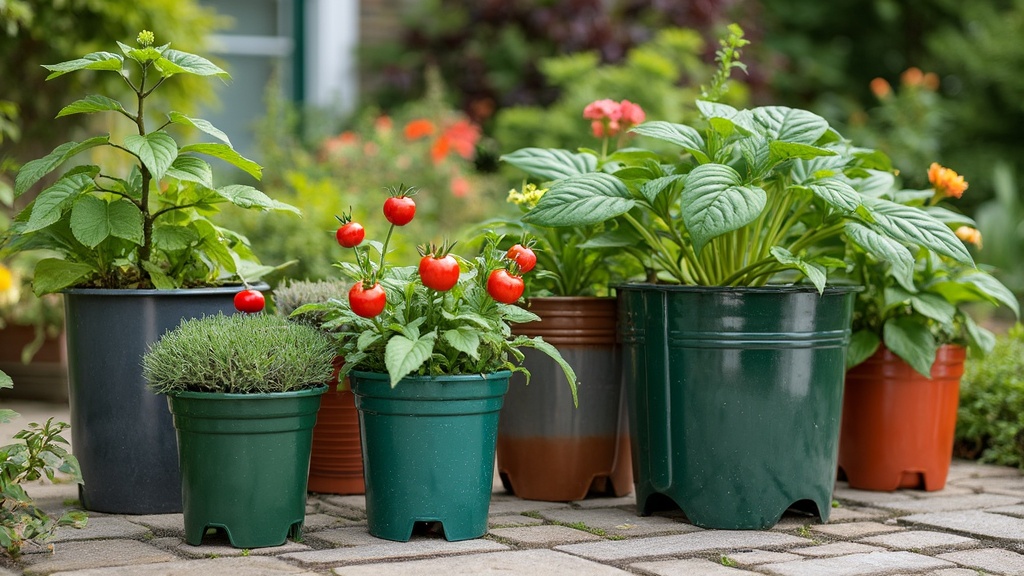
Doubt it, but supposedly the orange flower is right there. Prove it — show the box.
[955,226,982,249]
[442,119,481,159]
[374,115,393,133]
[927,162,968,199]
[403,119,435,141]
[430,134,451,164]
[922,72,940,91]
[869,77,892,99]
[901,67,924,86]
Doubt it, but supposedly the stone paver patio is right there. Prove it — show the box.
[3,400,1024,575]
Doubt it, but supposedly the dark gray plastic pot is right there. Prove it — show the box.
[64,285,265,514]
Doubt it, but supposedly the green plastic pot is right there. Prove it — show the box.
[618,284,856,530]
[350,371,509,542]
[166,385,326,548]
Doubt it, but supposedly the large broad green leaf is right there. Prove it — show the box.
[123,132,177,183]
[845,223,916,292]
[851,169,897,198]
[216,185,300,214]
[963,314,997,356]
[751,106,829,144]
[153,225,199,251]
[443,327,481,360]
[116,41,166,64]
[847,330,881,369]
[696,100,756,135]
[42,51,123,80]
[70,196,144,247]
[909,292,957,327]
[165,156,214,188]
[32,258,95,296]
[680,163,766,255]
[500,148,597,181]
[807,178,861,214]
[155,49,230,79]
[769,141,837,163]
[25,173,96,232]
[639,174,683,204]
[140,260,176,289]
[739,134,772,177]
[167,112,231,145]
[883,316,938,378]
[957,271,1021,316]
[179,143,261,180]
[0,371,13,391]
[385,330,437,386]
[516,337,578,407]
[862,197,974,265]
[924,206,976,228]
[630,121,710,163]
[15,136,109,196]
[522,173,633,227]
[769,247,828,293]
[56,95,127,118]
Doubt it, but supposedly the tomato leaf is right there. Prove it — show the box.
[385,331,437,387]
[443,328,481,361]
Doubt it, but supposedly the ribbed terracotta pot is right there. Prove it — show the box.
[838,344,966,491]
[497,296,632,502]
[308,358,364,495]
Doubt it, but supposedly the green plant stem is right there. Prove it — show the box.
[378,223,396,272]
[623,213,695,283]
[136,62,154,269]
[787,222,845,255]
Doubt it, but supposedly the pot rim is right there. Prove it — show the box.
[63,282,270,296]
[167,383,327,401]
[349,370,512,383]
[615,283,862,295]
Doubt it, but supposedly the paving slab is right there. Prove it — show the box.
[950,476,1024,496]
[487,514,545,528]
[282,538,508,565]
[331,548,629,575]
[486,498,572,515]
[826,506,891,522]
[572,495,637,509]
[857,530,977,550]
[945,461,1024,481]
[937,547,1024,575]
[873,493,1021,513]
[166,537,312,558]
[759,551,954,576]
[811,522,903,539]
[723,550,803,566]
[489,525,603,546]
[125,514,185,537]
[790,542,884,557]
[305,526,393,547]
[631,558,762,575]
[538,507,700,537]
[989,504,1024,518]
[555,530,809,562]
[49,517,151,543]
[927,569,989,576]
[901,509,1024,541]
[48,556,319,576]
[301,513,351,531]
[831,486,914,507]
[18,539,175,575]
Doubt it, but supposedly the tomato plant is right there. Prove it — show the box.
[383,185,417,226]
[506,243,537,273]
[336,222,365,248]
[234,289,265,313]
[487,269,525,304]
[349,282,387,318]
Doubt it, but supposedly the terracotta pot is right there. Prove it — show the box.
[497,297,632,502]
[308,358,364,495]
[0,325,68,402]
[838,344,966,491]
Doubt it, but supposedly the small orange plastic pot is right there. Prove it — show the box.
[307,358,364,495]
[838,344,966,492]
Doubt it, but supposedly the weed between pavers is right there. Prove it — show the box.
[720,555,737,567]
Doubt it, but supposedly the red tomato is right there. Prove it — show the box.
[383,196,416,226]
[349,282,386,318]
[233,289,265,313]
[419,254,460,291]
[336,222,365,248]
[506,244,537,273]
[487,269,524,304]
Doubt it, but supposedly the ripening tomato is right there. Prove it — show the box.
[487,269,524,304]
[336,221,365,248]
[233,289,265,313]
[506,244,537,273]
[383,196,416,226]
[349,282,386,318]
[419,254,460,291]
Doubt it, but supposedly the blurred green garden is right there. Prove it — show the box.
[2,0,1024,466]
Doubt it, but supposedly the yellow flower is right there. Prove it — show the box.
[928,163,968,199]
[955,226,982,249]
[137,30,155,47]
[506,183,547,209]
[0,264,12,292]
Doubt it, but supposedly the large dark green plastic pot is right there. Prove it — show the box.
[618,284,857,530]
[64,285,265,514]
[350,371,509,542]
[166,385,325,548]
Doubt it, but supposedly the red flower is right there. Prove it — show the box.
[619,100,646,127]
[583,99,621,121]
[403,119,435,141]
[450,175,470,198]
[442,119,480,159]
[431,135,451,164]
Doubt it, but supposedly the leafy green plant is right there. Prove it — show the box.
[273,279,349,327]
[1,31,299,294]
[845,163,1019,376]
[298,190,578,398]
[955,324,1024,468]
[0,375,86,557]
[143,313,335,395]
